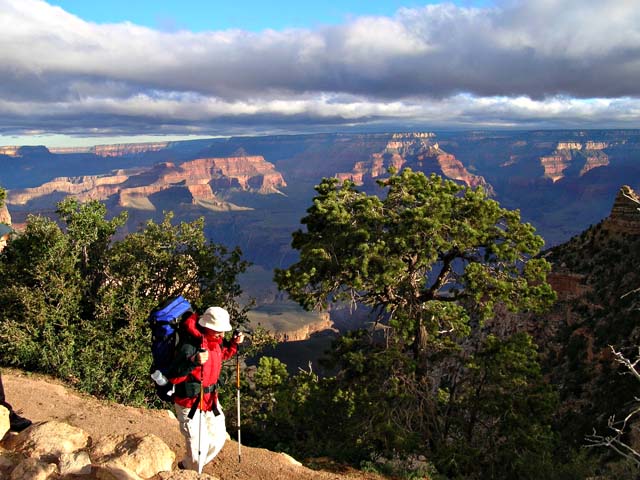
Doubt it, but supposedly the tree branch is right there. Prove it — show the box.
[585,346,640,466]
[419,250,458,303]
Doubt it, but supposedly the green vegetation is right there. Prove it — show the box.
[1,173,627,478]
[239,170,589,478]
[0,193,249,405]
[275,169,555,359]
[544,219,640,459]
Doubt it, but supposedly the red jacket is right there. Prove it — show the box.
[168,313,238,411]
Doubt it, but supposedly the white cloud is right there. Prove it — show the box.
[0,0,639,138]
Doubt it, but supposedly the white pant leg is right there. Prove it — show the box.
[174,401,227,470]
[204,401,226,464]
[174,403,197,470]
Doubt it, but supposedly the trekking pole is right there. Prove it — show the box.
[236,347,242,463]
[197,350,206,477]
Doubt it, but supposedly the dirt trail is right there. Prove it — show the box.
[2,369,384,480]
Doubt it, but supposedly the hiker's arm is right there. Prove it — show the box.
[221,333,243,360]
[166,343,199,379]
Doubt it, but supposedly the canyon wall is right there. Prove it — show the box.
[7,155,286,211]
[0,203,11,225]
[0,146,19,157]
[50,142,171,157]
[272,314,335,342]
[335,133,493,194]
[540,141,610,182]
[603,185,640,234]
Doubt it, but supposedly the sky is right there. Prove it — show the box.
[1,0,639,147]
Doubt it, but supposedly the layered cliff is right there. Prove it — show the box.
[602,185,640,234]
[0,203,11,225]
[272,315,334,343]
[247,304,335,343]
[6,155,286,211]
[50,142,171,157]
[479,184,640,452]
[335,133,493,194]
[540,141,610,182]
[0,146,19,157]
[534,185,640,439]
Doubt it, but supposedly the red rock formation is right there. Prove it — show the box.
[0,146,19,157]
[540,141,610,181]
[602,185,640,234]
[187,183,215,200]
[158,156,286,194]
[547,272,591,301]
[556,142,583,151]
[336,153,402,184]
[585,141,608,150]
[0,204,11,225]
[540,153,570,182]
[272,315,334,342]
[6,155,286,210]
[334,133,493,194]
[500,155,519,167]
[436,153,487,189]
[48,146,93,155]
[579,151,609,176]
[8,175,129,205]
[391,132,435,140]
[50,142,171,157]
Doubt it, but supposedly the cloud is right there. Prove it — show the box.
[0,0,639,139]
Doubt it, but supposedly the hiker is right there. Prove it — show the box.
[0,371,32,432]
[167,306,244,471]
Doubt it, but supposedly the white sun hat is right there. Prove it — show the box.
[198,306,232,332]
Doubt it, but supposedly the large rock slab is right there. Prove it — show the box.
[93,461,144,480]
[91,432,175,479]
[59,450,92,476]
[158,471,220,479]
[5,420,89,462]
[0,445,22,478]
[9,457,56,480]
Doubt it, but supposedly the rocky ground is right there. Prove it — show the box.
[1,368,387,480]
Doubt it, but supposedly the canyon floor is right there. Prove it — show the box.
[2,368,387,480]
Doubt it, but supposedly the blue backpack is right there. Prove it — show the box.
[148,296,194,401]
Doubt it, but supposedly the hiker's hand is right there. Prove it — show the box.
[234,332,245,344]
[193,350,209,364]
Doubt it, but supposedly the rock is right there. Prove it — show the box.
[0,203,11,225]
[540,141,610,182]
[5,420,89,462]
[0,146,20,157]
[91,433,175,479]
[540,153,569,182]
[157,471,220,479]
[93,142,170,158]
[93,461,143,480]
[58,450,92,476]
[335,132,493,194]
[603,185,640,234]
[0,445,22,477]
[6,155,286,208]
[0,405,9,439]
[280,452,302,466]
[9,457,56,480]
[272,315,334,342]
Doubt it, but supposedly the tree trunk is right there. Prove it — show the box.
[413,322,429,367]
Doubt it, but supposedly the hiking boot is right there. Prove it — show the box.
[9,411,32,432]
